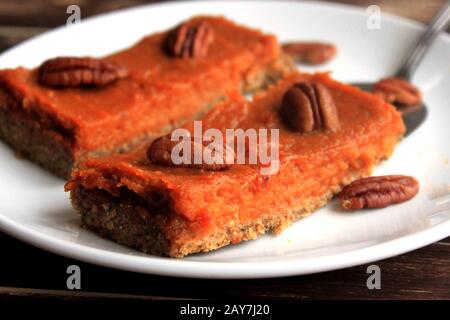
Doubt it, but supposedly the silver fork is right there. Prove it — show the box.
[352,1,450,136]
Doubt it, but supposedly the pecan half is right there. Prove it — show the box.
[280,82,340,133]
[373,77,422,108]
[282,42,336,65]
[338,175,419,210]
[38,57,128,88]
[147,134,233,171]
[165,21,214,59]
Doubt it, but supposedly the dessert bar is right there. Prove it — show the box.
[0,16,292,177]
[66,72,405,257]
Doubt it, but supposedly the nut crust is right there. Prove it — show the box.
[282,42,336,65]
[373,77,422,108]
[338,175,419,210]
[38,57,128,88]
[166,21,214,59]
[147,134,234,171]
[280,82,339,133]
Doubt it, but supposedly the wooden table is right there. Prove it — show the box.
[0,0,449,300]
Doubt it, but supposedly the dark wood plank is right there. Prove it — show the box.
[0,0,445,26]
[1,0,448,53]
[0,0,162,28]
[0,286,186,301]
[317,0,447,24]
[0,0,163,51]
[0,232,448,299]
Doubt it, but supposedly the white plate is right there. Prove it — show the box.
[0,0,449,279]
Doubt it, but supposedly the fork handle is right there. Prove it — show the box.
[396,0,450,80]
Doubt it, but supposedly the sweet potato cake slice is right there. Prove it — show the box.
[0,16,292,178]
[66,72,405,257]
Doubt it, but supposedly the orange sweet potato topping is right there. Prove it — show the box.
[67,72,405,243]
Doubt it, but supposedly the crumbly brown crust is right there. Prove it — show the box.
[0,104,74,178]
[0,54,294,179]
[70,170,363,258]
